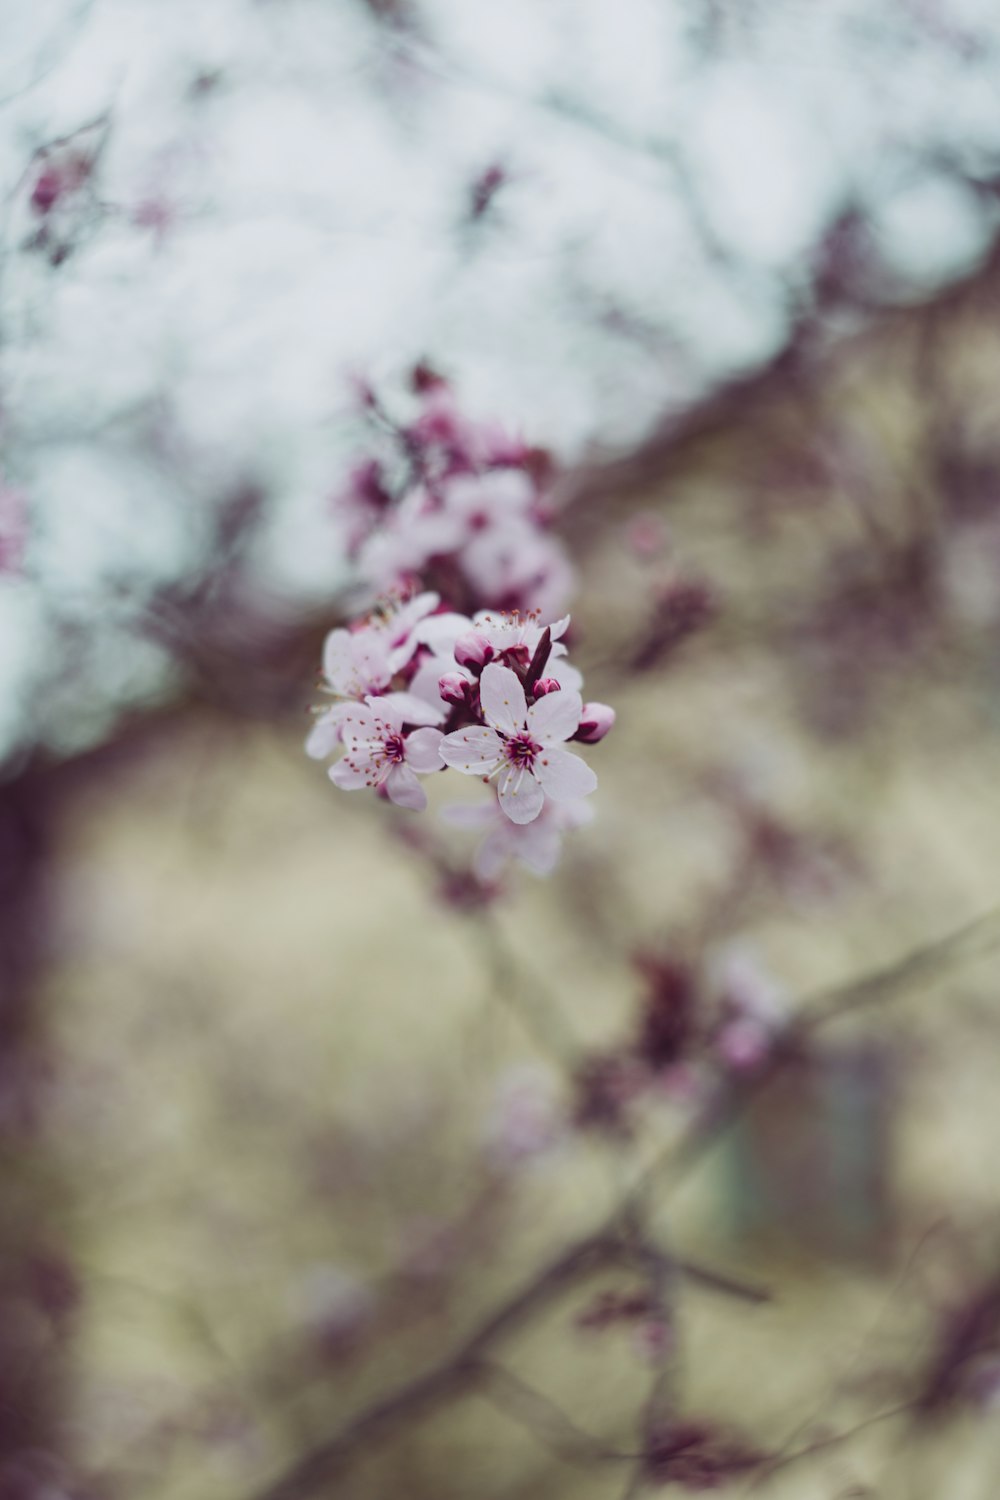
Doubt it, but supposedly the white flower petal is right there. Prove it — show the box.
[330,755,370,790]
[363,695,405,731]
[480,663,527,735]
[385,764,427,811]
[516,824,562,876]
[305,704,352,760]
[534,748,597,802]
[497,767,545,824]
[413,611,474,654]
[527,688,582,745]
[322,628,353,687]
[475,828,511,881]
[438,727,505,776]
[549,658,583,693]
[379,690,445,727]
[338,704,379,738]
[405,727,445,773]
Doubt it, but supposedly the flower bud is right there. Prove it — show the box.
[532,677,561,697]
[575,702,615,743]
[454,631,493,670]
[438,672,469,707]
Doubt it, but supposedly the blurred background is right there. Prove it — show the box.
[5,2,1000,1497]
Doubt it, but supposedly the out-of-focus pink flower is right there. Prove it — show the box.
[441,795,592,878]
[330,698,443,810]
[480,1063,563,1167]
[438,662,595,824]
[626,511,669,560]
[330,458,393,557]
[357,485,465,589]
[462,518,574,618]
[710,945,787,1074]
[287,1263,375,1355]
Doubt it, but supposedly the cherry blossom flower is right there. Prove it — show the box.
[458,610,582,691]
[357,487,464,590]
[308,593,445,757]
[462,519,574,619]
[438,662,596,824]
[480,1064,564,1169]
[330,699,444,811]
[710,945,787,1074]
[441,796,592,878]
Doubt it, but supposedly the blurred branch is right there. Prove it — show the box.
[633,902,1000,1201]
[796,904,1000,1033]
[475,1360,629,1469]
[247,1228,767,1500]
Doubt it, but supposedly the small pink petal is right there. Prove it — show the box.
[497,767,545,824]
[413,612,473,653]
[475,829,511,881]
[379,691,445,726]
[339,704,379,737]
[363,695,406,731]
[405,727,445,773]
[440,802,499,829]
[534,747,597,802]
[527,688,582,745]
[322,628,353,683]
[305,704,352,759]
[330,756,370,790]
[480,663,527,736]
[385,764,427,811]
[439,727,505,776]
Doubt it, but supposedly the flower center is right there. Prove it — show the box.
[381,731,407,765]
[504,731,540,771]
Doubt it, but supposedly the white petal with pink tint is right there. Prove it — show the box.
[305,702,354,759]
[386,765,426,810]
[480,663,527,736]
[527,688,582,745]
[534,747,597,801]
[330,757,370,790]
[378,691,444,727]
[405,728,445,773]
[439,726,505,775]
[498,766,545,824]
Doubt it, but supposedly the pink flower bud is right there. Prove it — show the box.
[438,672,469,706]
[626,511,668,560]
[532,677,561,697]
[576,702,615,743]
[30,167,63,216]
[454,631,493,669]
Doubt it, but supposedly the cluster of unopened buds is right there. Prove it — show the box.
[307,591,614,872]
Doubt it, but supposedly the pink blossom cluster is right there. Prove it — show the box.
[310,380,614,871]
[308,591,614,854]
[331,373,572,620]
